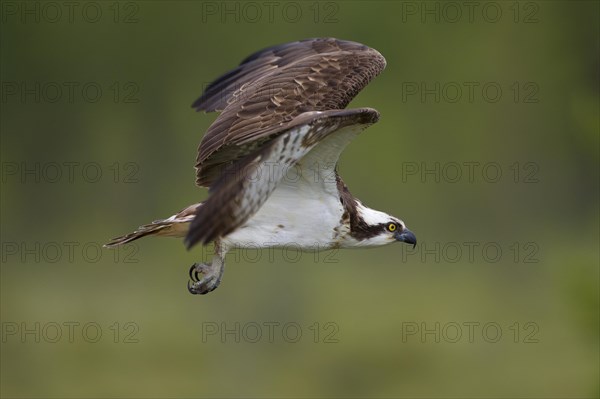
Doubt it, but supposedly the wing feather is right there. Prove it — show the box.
[192,38,368,113]
[192,38,386,187]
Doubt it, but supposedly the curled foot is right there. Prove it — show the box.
[187,262,222,295]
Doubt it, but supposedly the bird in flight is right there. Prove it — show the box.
[105,38,417,295]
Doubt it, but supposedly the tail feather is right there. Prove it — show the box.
[103,222,171,248]
[103,203,201,248]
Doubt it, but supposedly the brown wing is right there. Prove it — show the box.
[184,108,380,249]
[192,38,345,113]
[192,38,386,187]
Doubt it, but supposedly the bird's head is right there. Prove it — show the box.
[352,203,417,248]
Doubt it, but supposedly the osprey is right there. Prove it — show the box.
[105,38,417,295]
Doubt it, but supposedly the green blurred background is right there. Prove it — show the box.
[1,1,598,398]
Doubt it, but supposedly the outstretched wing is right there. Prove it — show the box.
[192,38,386,187]
[184,108,379,249]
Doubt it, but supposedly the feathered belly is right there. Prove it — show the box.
[222,184,344,250]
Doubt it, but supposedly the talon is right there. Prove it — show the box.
[189,263,199,282]
[185,260,224,296]
[187,277,213,295]
[187,280,197,294]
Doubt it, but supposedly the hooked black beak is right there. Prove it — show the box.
[395,228,417,248]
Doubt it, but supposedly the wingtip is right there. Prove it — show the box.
[191,100,204,112]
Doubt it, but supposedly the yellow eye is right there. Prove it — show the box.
[388,223,397,232]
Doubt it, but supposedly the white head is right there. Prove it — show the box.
[345,202,417,248]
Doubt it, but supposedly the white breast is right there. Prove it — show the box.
[223,173,344,250]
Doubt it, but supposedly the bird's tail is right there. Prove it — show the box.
[103,203,201,248]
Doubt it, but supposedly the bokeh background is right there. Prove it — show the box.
[1,1,598,398]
